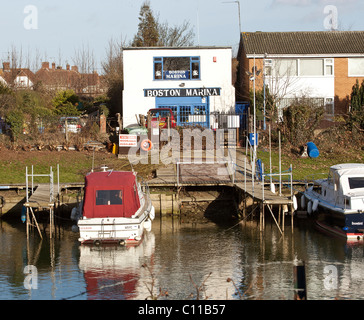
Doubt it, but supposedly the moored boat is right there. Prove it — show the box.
[303,163,364,241]
[72,167,155,245]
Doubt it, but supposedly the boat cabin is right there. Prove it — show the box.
[313,164,364,210]
[82,171,141,218]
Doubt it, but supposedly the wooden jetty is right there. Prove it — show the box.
[149,147,295,234]
[24,166,60,239]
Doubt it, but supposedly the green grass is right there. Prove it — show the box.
[256,146,364,181]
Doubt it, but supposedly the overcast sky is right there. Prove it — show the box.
[1,0,364,72]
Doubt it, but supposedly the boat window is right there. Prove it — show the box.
[96,190,123,205]
[313,184,321,194]
[348,177,364,189]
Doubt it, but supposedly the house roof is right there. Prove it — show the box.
[241,31,364,56]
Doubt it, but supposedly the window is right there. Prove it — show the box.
[300,59,324,76]
[96,190,123,205]
[324,97,334,120]
[325,59,334,76]
[348,177,364,189]
[264,59,272,76]
[273,59,297,77]
[271,58,334,77]
[154,56,200,80]
[348,58,364,76]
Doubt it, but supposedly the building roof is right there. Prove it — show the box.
[241,31,364,56]
[123,46,232,51]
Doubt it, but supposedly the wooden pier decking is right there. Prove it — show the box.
[24,167,60,239]
[149,148,294,233]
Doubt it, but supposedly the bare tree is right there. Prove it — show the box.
[102,36,127,116]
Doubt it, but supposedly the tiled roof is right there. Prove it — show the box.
[241,31,364,56]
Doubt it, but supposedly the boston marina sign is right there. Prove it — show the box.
[144,87,221,98]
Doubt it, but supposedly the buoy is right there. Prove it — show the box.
[307,201,312,214]
[301,195,306,209]
[149,207,155,221]
[312,199,319,212]
[293,195,298,211]
[270,183,276,194]
[141,139,153,151]
[144,219,152,232]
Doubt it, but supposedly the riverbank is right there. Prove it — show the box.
[0,140,362,184]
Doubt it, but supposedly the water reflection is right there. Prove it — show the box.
[0,215,364,300]
[78,232,155,300]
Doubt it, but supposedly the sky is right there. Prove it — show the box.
[1,0,364,73]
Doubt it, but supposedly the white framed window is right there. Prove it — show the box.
[273,59,298,77]
[324,59,334,76]
[348,58,364,77]
[299,59,324,76]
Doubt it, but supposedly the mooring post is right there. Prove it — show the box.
[293,260,307,300]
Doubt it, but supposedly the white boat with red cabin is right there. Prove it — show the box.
[73,167,155,245]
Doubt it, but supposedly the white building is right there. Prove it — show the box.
[122,47,235,128]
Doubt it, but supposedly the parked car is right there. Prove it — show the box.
[148,108,177,128]
[59,117,82,133]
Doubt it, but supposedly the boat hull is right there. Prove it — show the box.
[78,206,155,245]
[303,193,364,241]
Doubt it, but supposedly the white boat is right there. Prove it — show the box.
[303,163,364,241]
[72,167,155,245]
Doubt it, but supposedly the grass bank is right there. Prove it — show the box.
[256,146,364,181]
[0,149,161,184]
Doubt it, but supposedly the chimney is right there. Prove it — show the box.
[66,64,70,71]
[41,62,49,69]
[71,66,79,73]
[3,62,10,71]
[52,62,56,70]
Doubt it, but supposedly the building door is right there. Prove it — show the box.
[155,96,210,128]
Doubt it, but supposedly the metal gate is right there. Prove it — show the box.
[156,97,210,128]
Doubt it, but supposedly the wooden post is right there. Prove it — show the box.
[293,260,307,300]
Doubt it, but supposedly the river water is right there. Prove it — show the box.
[1,215,364,300]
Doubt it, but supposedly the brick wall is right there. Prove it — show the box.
[334,57,364,114]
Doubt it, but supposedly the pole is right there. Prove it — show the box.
[263,53,267,130]
[293,260,307,300]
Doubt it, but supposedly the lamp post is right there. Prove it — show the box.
[222,1,241,33]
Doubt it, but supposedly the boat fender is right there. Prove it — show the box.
[141,139,153,152]
[307,201,312,214]
[93,240,101,246]
[301,195,306,209]
[270,183,276,194]
[144,219,152,232]
[0,195,5,208]
[293,195,298,211]
[21,206,26,223]
[71,225,79,233]
[312,199,319,212]
[149,207,155,221]
[118,240,126,246]
[70,207,77,221]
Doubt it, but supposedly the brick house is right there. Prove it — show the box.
[0,61,106,97]
[1,62,35,89]
[35,62,106,96]
[235,31,364,120]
